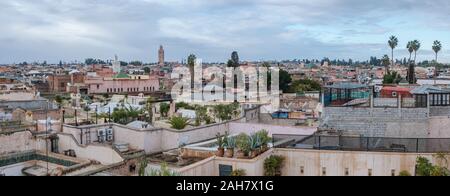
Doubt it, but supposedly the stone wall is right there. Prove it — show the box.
[321,107,429,137]
[0,131,46,155]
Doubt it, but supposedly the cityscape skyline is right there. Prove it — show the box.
[1,0,450,64]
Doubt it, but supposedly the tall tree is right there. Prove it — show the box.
[407,41,414,63]
[229,51,240,68]
[187,54,197,100]
[432,40,442,85]
[388,36,398,70]
[412,40,421,63]
[433,40,442,63]
[381,55,390,74]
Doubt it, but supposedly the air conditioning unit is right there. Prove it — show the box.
[97,129,106,142]
[106,128,114,141]
[106,128,113,136]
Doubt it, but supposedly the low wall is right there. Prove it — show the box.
[57,133,123,165]
[0,131,46,155]
[229,122,316,136]
[274,148,448,176]
[177,150,273,176]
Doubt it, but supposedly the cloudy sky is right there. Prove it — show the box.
[1,0,450,64]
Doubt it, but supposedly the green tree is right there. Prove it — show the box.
[143,67,151,74]
[54,95,63,109]
[288,79,322,93]
[382,71,402,84]
[168,116,189,130]
[433,40,442,64]
[188,54,197,98]
[407,41,414,63]
[412,40,421,63]
[388,36,399,69]
[279,69,292,93]
[416,156,449,176]
[159,103,170,118]
[227,51,240,68]
[129,61,143,66]
[112,106,141,124]
[381,54,390,73]
[213,103,239,122]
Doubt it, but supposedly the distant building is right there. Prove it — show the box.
[380,86,412,98]
[158,45,165,66]
[84,73,160,94]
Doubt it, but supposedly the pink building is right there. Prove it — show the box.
[85,73,160,94]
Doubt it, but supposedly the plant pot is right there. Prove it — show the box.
[249,150,259,159]
[261,145,269,153]
[216,148,225,157]
[224,148,234,158]
[236,151,246,159]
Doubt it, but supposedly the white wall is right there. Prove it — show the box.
[57,133,123,165]
[229,122,316,136]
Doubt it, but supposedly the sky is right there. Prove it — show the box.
[1,0,450,64]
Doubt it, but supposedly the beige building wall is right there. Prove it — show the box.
[275,148,448,176]
[0,131,46,155]
[57,133,123,165]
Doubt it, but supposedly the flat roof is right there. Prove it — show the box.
[325,83,368,89]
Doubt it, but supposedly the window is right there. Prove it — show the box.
[219,165,233,176]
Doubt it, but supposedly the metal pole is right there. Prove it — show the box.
[109,107,111,123]
[46,101,49,176]
[95,106,98,124]
[75,109,78,126]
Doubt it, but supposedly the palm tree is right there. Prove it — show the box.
[407,41,414,63]
[187,54,196,100]
[388,36,398,70]
[412,40,421,63]
[433,40,442,63]
[407,41,417,84]
[432,40,442,85]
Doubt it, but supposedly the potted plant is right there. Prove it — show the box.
[225,136,236,158]
[257,130,271,153]
[231,169,246,176]
[215,133,226,157]
[249,133,262,158]
[236,133,250,159]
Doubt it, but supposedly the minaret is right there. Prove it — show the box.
[158,45,165,66]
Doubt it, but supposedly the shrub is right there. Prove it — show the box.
[236,133,251,154]
[231,169,246,176]
[398,171,412,176]
[168,116,189,130]
[264,155,285,176]
[416,156,450,176]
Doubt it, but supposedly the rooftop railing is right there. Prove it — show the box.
[273,134,450,153]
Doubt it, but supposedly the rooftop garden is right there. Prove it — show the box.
[215,130,271,159]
